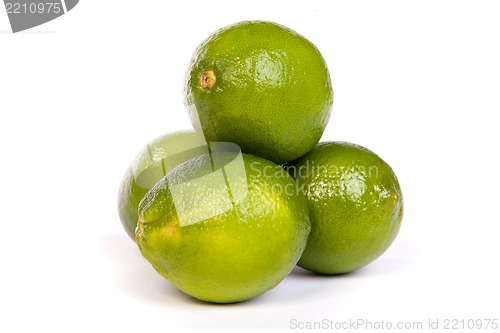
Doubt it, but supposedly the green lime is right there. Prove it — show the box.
[287,142,403,274]
[117,130,207,240]
[136,150,310,303]
[184,20,333,164]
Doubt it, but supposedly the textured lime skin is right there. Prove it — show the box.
[288,142,403,274]
[117,131,206,240]
[184,21,333,164]
[136,153,311,303]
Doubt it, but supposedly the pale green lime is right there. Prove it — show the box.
[136,152,310,303]
[117,130,206,239]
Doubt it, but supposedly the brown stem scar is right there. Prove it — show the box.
[200,70,216,90]
[136,219,145,240]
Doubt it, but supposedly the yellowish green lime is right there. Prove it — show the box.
[136,151,310,303]
[184,20,333,164]
[117,130,206,239]
[288,142,403,274]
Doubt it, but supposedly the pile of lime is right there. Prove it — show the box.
[118,21,403,303]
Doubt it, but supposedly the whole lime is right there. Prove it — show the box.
[117,130,206,240]
[287,142,403,274]
[136,150,311,303]
[184,20,333,164]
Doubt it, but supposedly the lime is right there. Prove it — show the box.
[184,20,333,164]
[136,150,311,303]
[287,142,403,274]
[117,130,207,240]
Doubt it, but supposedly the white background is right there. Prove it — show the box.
[1,1,499,332]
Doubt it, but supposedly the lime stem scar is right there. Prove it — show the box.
[136,219,145,240]
[200,70,216,90]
